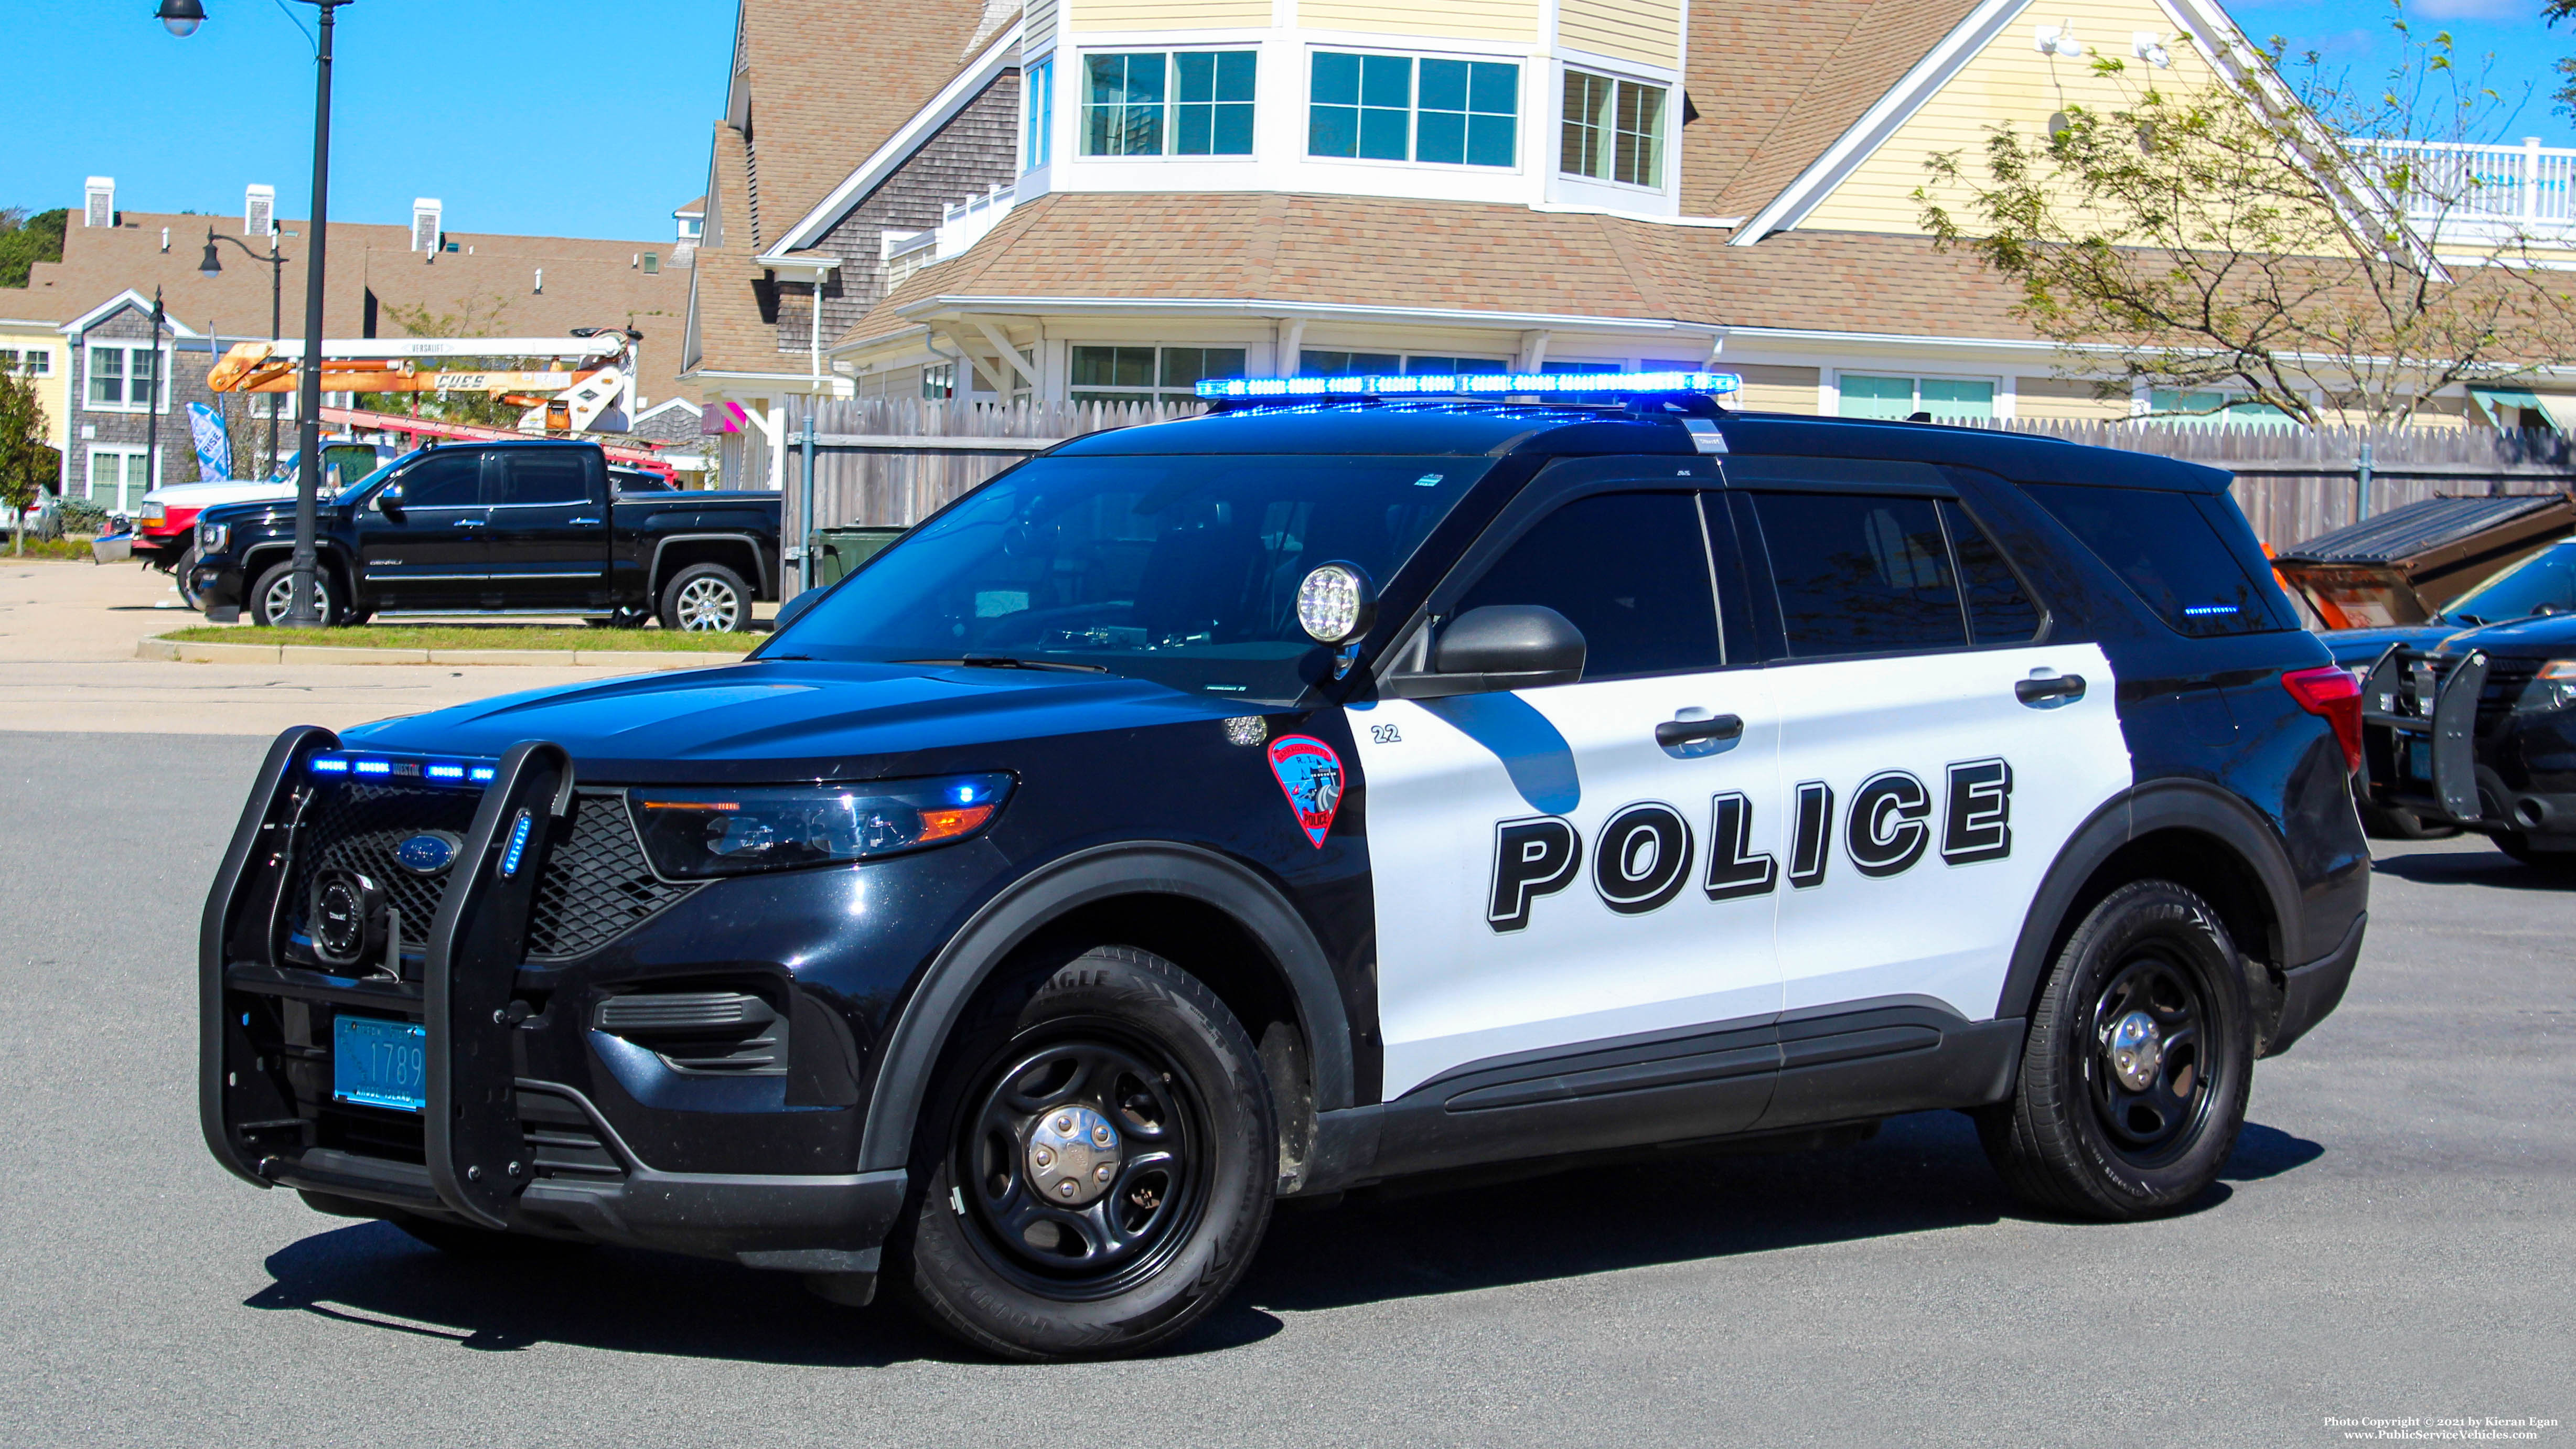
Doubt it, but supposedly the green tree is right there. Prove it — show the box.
[355,292,550,428]
[0,208,68,288]
[0,364,57,554]
[1918,7,2576,426]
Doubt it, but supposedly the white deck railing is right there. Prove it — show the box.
[2352,137,2576,233]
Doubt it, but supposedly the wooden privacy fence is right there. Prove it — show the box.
[774,403,2576,592]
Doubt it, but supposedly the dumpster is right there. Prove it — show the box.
[812,525,909,587]
[2272,493,2576,629]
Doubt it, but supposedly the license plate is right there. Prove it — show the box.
[333,1015,427,1113]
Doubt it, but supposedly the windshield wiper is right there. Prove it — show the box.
[900,656,1110,674]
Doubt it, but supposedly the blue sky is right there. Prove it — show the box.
[1,1,733,241]
[2229,0,2576,146]
[3,1,2570,241]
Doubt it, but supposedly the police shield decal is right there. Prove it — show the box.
[1266,735,1344,847]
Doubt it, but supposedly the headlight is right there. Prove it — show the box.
[628,774,1012,879]
[198,521,228,552]
[141,502,166,522]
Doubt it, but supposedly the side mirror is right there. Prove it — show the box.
[1385,605,1585,699]
[375,484,404,519]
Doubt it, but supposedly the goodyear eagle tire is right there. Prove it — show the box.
[889,946,1275,1361]
[1977,879,2252,1220]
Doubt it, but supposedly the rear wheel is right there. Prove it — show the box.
[1977,880,2252,1220]
[657,562,749,633]
[888,946,1275,1361]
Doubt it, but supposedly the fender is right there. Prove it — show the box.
[856,842,1356,1175]
[647,532,770,602]
[240,539,358,599]
[1995,778,2307,1022]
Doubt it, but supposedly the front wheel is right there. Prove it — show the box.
[248,561,338,627]
[888,946,1276,1361]
[1977,879,2253,1220]
[657,563,749,633]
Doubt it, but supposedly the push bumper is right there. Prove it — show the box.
[2266,911,2364,1056]
[200,728,907,1279]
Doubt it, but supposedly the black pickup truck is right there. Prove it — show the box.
[188,441,781,631]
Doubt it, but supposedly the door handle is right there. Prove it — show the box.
[1655,713,1744,748]
[2015,672,2086,706]
[452,518,486,528]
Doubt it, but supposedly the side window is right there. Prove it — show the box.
[2020,482,2287,637]
[499,453,592,506]
[1749,491,1967,656]
[1451,491,1722,679]
[1941,500,2042,643]
[393,452,482,509]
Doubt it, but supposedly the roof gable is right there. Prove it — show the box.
[59,288,205,338]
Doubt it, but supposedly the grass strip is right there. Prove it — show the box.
[159,625,759,652]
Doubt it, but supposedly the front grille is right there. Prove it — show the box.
[288,782,695,964]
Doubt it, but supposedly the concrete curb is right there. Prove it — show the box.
[141,635,749,669]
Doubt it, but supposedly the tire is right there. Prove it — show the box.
[585,608,650,629]
[1977,879,2253,1220]
[657,562,750,633]
[389,1214,591,1259]
[174,544,206,611]
[2358,800,2460,841]
[248,560,338,627]
[887,945,1276,1361]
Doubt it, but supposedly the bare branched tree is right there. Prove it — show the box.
[1917,5,2576,426]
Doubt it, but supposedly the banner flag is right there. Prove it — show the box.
[186,402,232,481]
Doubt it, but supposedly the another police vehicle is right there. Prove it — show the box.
[200,373,2369,1360]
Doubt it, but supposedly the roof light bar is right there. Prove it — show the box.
[308,752,501,788]
[1196,370,1743,400]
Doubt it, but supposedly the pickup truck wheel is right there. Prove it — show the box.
[1975,879,2252,1221]
[174,544,206,611]
[585,608,650,629]
[659,563,749,632]
[888,946,1276,1361]
[249,561,338,627]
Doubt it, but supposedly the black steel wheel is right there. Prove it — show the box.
[889,945,1275,1361]
[1978,879,2252,1219]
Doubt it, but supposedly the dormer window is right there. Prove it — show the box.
[1560,71,1667,188]
[1310,52,1519,168]
[1082,51,1257,157]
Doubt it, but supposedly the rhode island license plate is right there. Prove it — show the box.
[332,1014,427,1113]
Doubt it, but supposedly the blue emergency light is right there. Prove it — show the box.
[307,751,501,788]
[1195,370,1742,400]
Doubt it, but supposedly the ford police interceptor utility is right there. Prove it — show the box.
[200,372,2369,1360]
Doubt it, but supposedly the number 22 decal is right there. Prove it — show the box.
[1370,724,1403,744]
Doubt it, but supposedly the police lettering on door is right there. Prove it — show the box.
[1486,757,2015,930]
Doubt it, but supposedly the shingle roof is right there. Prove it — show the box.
[15,209,698,406]
[838,192,2039,346]
[1682,0,1983,220]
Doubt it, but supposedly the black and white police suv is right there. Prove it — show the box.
[201,371,2369,1360]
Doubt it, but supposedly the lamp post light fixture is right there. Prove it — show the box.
[162,0,350,628]
[198,226,291,477]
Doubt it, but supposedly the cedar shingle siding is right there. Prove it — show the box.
[773,73,1019,356]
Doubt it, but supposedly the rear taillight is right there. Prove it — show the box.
[2282,665,2363,774]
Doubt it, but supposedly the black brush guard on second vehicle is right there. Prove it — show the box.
[198,728,905,1276]
[2356,644,2566,835]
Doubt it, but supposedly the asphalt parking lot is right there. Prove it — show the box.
[3,730,2568,1449]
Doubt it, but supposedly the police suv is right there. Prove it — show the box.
[200,372,2369,1360]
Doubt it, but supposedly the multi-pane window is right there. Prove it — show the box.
[1838,373,1995,422]
[1071,345,1245,404]
[1083,52,1254,157]
[85,446,154,513]
[2148,388,2295,427]
[1310,52,1519,167]
[1024,58,1055,169]
[87,342,164,411]
[1560,71,1667,188]
[1,347,50,375]
[1300,350,1509,376]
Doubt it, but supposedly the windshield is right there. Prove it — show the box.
[767,453,1491,701]
[2444,542,2576,624]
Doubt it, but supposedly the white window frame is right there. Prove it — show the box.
[1830,369,2001,422]
[83,340,174,414]
[1067,343,1248,403]
[1,346,52,376]
[1304,46,1526,174]
[1077,48,1261,162]
[1557,67,1671,191]
[1023,55,1056,171]
[85,444,157,512]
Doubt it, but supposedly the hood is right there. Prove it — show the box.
[2429,611,2576,660]
[143,479,295,508]
[2316,622,2462,668]
[338,659,1251,781]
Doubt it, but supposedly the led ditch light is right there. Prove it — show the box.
[1196,370,1743,400]
[1296,562,1378,645]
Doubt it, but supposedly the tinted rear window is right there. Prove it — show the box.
[1749,492,1967,656]
[2020,483,2288,636]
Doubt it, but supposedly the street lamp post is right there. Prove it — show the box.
[161,0,348,628]
[198,227,289,475]
[143,286,165,506]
